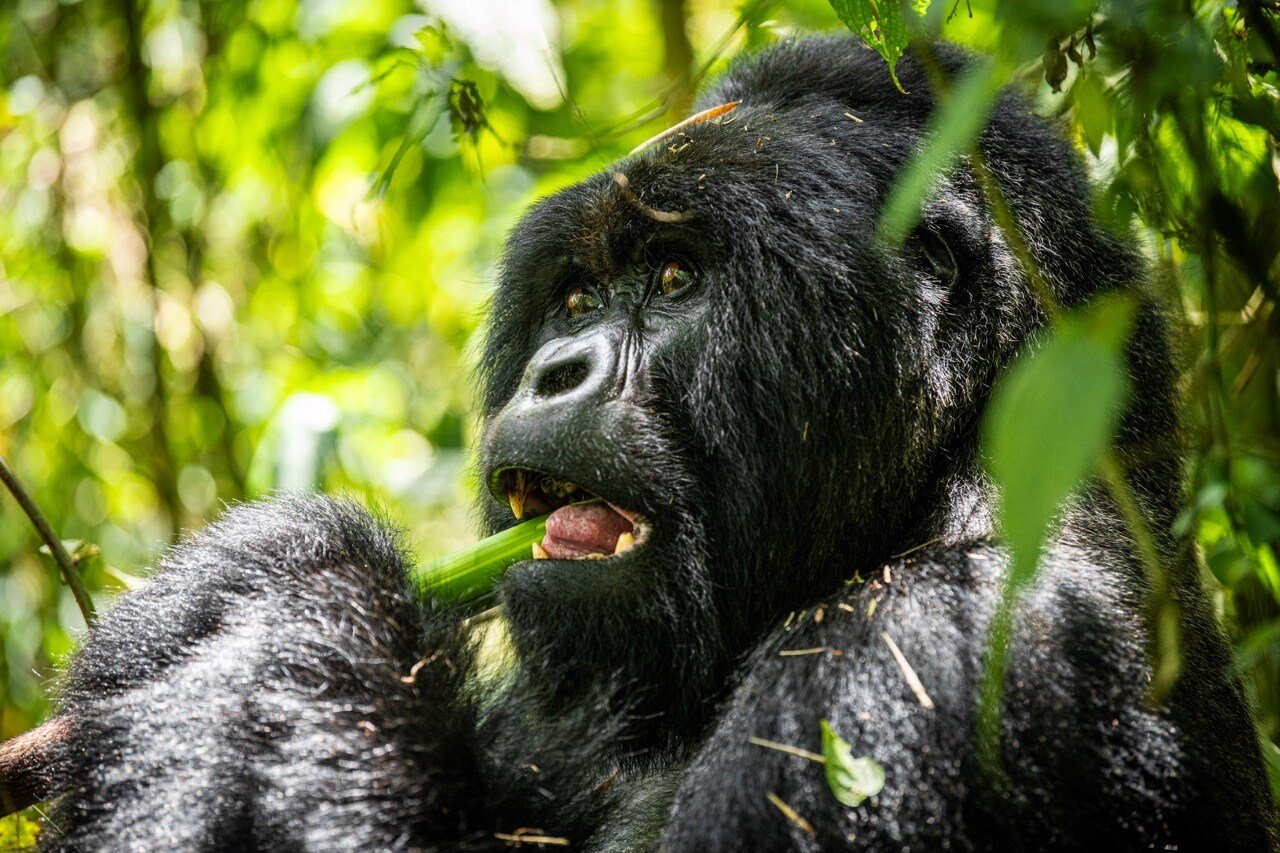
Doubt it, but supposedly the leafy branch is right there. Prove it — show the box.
[834,1,1190,783]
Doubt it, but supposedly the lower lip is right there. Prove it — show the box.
[532,525,649,563]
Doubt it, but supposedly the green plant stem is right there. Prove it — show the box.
[1098,452,1180,699]
[411,515,549,607]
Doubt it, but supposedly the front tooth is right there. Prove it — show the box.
[509,491,526,521]
[613,532,635,554]
[532,541,549,559]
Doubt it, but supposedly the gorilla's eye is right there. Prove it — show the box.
[657,260,694,296]
[566,287,603,318]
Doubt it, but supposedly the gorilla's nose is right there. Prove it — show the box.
[525,331,617,406]
[485,327,639,492]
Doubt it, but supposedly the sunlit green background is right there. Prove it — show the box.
[1,0,1277,800]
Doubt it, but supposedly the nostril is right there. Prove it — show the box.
[535,357,591,398]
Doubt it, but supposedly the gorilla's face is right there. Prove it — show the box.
[479,92,1009,736]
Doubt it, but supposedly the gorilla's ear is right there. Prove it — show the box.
[914,226,960,290]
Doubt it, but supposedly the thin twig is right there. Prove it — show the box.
[612,172,694,223]
[494,830,570,846]
[747,736,826,763]
[0,454,94,623]
[882,632,934,709]
[778,646,832,657]
[766,792,815,836]
[891,535,942,559]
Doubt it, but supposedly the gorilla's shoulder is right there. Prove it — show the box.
[62,495,415,701]
[170,494,407,578]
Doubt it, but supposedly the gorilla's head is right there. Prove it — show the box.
[478,38,1143,740]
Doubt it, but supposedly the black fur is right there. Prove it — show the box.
[42,37,1276,850]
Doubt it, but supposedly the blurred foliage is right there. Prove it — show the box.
[0,0,1277,810]
[0,814,38,848]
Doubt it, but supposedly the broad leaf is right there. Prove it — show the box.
[976,294,1135,776]
[1073,71,1111,157]
[828,0,918,92]
[820,719,886,807]
[983,294,1136,587]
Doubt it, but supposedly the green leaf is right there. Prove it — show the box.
[1073,71,1111,157]
[983,294,1136,586]
[878,59,1002,245]
[1262,737,1280,802]
[976,296,1134,779]
[828,0,920,92]
[413,24,453,67]
[0,815,41,848]
[820,720,886,807]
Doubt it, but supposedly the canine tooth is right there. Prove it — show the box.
[532,541,549,560]
[508,470,531,520]
[613,532,635,554]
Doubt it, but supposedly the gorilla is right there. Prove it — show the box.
[31,36,1277,850]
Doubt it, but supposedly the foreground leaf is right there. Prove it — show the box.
[983,294,1136,585]
[878,59,1001,245]
[976,294,1135,775]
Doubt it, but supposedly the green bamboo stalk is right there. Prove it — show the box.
[411,515,548,606]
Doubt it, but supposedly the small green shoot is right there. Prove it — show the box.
[821,719,886,807]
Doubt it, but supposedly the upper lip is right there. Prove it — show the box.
[490,465,596,521]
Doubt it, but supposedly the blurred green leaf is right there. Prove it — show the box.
[1074,70,1109,157]
[878,58,1001,245]
[0,814,40,848]
[1263,738,1280,803]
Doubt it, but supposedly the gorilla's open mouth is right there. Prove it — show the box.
[494,468,651,561]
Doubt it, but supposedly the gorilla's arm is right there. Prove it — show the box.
[660,545,1182,851]
[42,497,491,851]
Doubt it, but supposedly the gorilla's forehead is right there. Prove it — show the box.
[515,101,907,282]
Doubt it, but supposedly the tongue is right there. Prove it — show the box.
[542,501,633,559]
